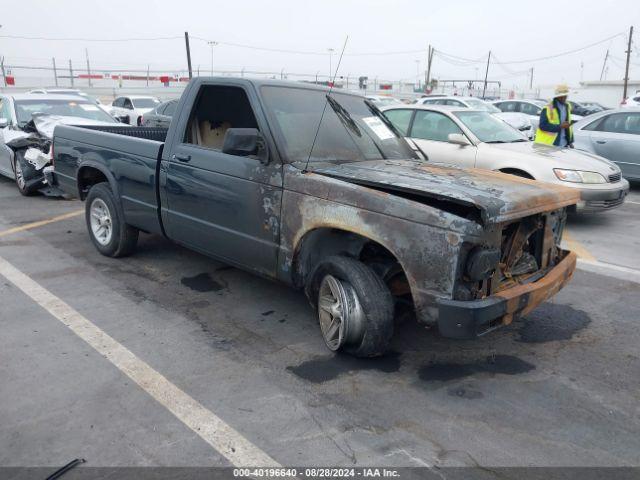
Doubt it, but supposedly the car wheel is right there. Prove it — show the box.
[307,255,394,357]
[85,182,139,257]
[13,155,38,196]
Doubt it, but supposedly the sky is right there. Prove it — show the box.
[1,0,639,89]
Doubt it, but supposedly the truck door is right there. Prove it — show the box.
[163,83,283,277]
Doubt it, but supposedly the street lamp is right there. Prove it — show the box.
[207,41,218,76]
[327,48,335,81]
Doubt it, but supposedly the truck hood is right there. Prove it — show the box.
[311,159,579,225]
[485,141,621,175]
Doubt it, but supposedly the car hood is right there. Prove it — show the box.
[485,141,621,175]
[311,159,579,225]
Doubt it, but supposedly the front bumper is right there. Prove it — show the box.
[575,180,629,212]
[437,250,577,339]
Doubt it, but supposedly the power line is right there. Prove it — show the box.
[0,34,183,42]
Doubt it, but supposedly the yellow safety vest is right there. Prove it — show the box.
[534,102,572,145]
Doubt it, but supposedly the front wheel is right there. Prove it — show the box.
[85,182,139,257]
[13,155,38,196]
[307,256,394,357]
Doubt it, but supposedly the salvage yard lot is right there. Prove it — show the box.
[1,175,640,468]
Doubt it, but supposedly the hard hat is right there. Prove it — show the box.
[553,84,570,98]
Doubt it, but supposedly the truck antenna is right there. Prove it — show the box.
[303,35,349,173]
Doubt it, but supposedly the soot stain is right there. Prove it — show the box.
[447,386,484,400]
[419,355,535,383]
[517,303,591,343]
[181,273,226,292]
[287,351,402,383]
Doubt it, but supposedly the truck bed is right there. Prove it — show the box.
[53,124,168,235]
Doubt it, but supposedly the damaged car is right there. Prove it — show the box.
[52,78,580,357]
[0,94,120,195]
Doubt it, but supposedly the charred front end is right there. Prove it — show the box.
[438,209,577,338]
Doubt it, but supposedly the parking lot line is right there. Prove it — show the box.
[562,231,597,262]
[626,200,640,206]
[0,254,280,468]
[0,209,83,238]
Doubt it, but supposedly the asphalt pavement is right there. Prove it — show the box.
[1,175,639,469]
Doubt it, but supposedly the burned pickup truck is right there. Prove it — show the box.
[0,93,121,195]
[51,78,579,357]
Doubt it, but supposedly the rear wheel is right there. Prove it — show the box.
[85,182,138,257]
[307,256,394,357]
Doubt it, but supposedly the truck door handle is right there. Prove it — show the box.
[596,140,607,144]
[172,153,191,162]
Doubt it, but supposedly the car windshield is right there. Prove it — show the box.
[454,110,526,143]
[464,98,500,113]
[261,86,416,164]
[14,99,117,126]
[132,98,160,108]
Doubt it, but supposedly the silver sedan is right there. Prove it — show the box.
[573,107,640,181]
[382,104,629,212]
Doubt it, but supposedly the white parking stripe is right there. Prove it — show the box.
[0,254,279,467]
[577,258,640,284]
[625,200,640,205]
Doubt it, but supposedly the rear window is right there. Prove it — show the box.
[132,98,160,108]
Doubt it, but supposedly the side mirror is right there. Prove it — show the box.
[0,118,8,128]
[448,133,470,146]
[222,128,269,164]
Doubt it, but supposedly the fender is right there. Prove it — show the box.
[76,160,126,223]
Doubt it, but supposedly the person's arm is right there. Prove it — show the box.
[539,107,561,133]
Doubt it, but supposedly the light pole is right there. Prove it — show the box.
[327,48,335,81]
[207,41,218,76]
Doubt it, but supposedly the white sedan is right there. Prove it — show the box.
[108,95,160,125]
[382,104,629,212]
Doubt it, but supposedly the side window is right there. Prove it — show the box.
[501,102,518,112]
[410,111,463,142]
[164,100,178,116]
[123,98,134,110]
[112,97,122,108]
[184,85,259,151]
[446,100,465,107]
[383,109,413,135]
[596,113,640,134]
[520,103,541,116]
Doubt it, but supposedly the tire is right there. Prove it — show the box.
[85,182,139,257]
[13,154,39,196]
[306,255,394,357]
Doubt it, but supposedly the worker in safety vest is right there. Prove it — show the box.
[535,84,574,148]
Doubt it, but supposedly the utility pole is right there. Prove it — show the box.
[600,49,609,81]
[146,65,150,86]
[69,59,74,87]
[425,45,434,89]
[52,57,58,86]
[0,56,6,87]
[85,48,92,87]
[327,48,335,80]
[529,67,534,89]
[482,50,491,99]
[184,31,193,79]
[415,59,420,88]
[622,25,633,102]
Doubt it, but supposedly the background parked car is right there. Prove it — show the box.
[416,96,535,138]
[28,88,102,105]
[141,99,178,128]
[0,94,119,195]
[382,104,628,212]
[365,95,403,107]
[569,101,603,117]
[573,107,640,181]
[621,93,640,107]
[108,95,160,125]
[492,98,585,131]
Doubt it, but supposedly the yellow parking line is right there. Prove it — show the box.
[563,230,597,262]
[0,209,84,238]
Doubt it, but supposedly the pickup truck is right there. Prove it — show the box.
[52,78,579,357]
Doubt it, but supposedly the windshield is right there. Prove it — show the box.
[464,98,500,113]
[261,86,416,164]
[132,98,160,108]
[14,99,117,126]
[454,110,526,143]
